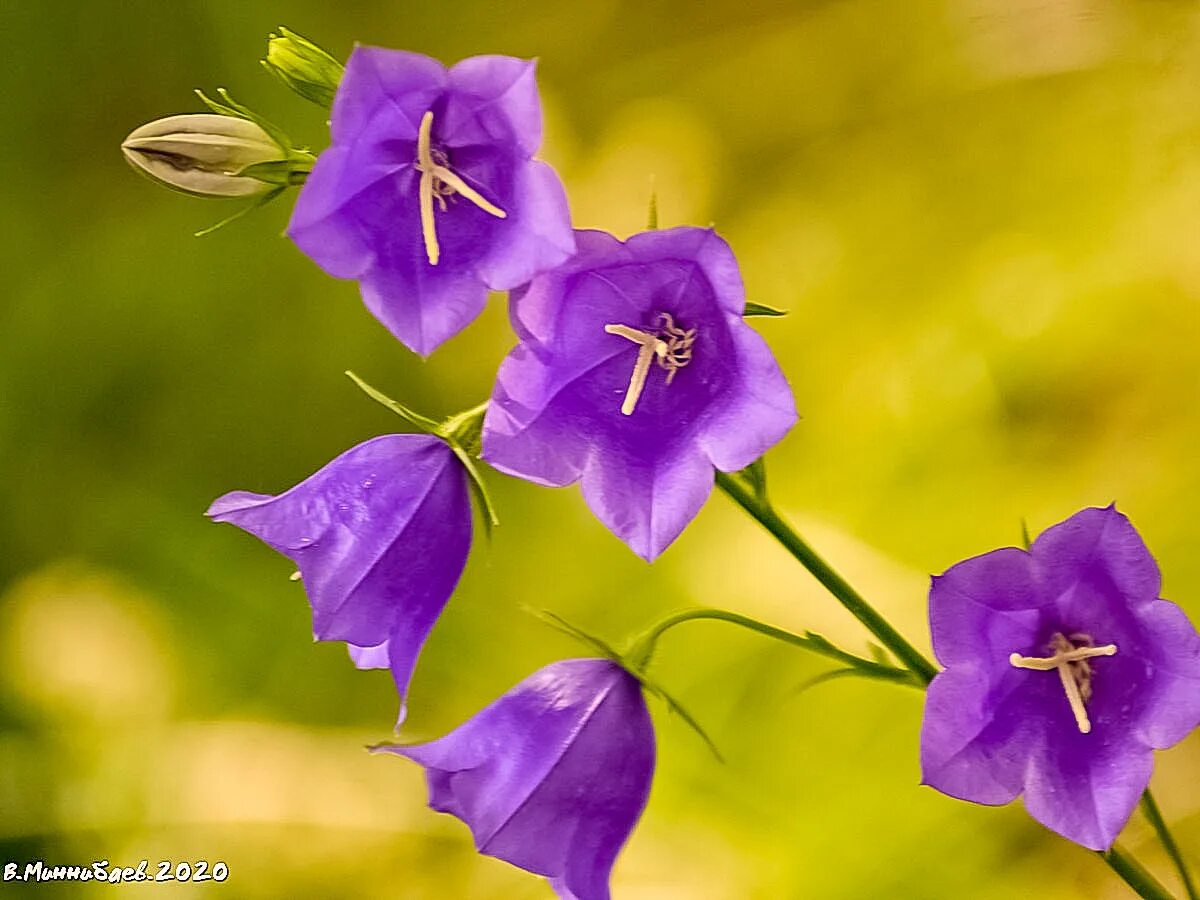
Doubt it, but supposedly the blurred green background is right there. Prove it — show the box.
[2,0,1199,897]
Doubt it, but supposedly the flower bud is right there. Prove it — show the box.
[121,114,287,198]
[262,27,343,108]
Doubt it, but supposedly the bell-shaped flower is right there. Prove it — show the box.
[287,45,576,356]
[920,505,1200,849]
[375,658,655,900]
[481,226,797,561]
[207,433,472,721]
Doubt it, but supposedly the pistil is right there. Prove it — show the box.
[604,325,666,416]
[1009,633,1117,734]
[415,111,507,266]
[604,313,698,415]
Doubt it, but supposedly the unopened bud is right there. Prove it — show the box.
[121,114,287,198]
[262,27,343,108]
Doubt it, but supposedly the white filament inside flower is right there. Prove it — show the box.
[1009,632,1117,734]
[603,313,697,415]
[416,110,507,266]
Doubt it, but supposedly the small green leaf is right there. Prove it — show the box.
[1020,518,1033,551]
[194,186,285,237]
[744,301,787,317]
[647,188,658,230]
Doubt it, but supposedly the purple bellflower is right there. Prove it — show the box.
[375,658,655,900]
[920,505,1200,850]
[206,433,472,722]
[481,226,797,561]
[287,46,576,356]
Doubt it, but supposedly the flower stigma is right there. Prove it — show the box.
[1009,633,1118,734]
[604,313,697,415]
[416,110,507,266]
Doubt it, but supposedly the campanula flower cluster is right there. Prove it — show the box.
[200,42,796,898]
[123,28,1200,900]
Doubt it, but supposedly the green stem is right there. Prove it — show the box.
[714,471,939,685]
[1102,844,1177,900]
[626,607,917,686]
[1141,789,1198,900]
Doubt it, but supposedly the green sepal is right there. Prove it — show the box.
[435,401,499,535]
[732,456,769,505]
[1020,518,1033,551]
[194,88,298,159]
[345,372,498,534]
[193,185,286,237]
[236,147,316,186]
[646,188,658,231]
[743,300,788,317]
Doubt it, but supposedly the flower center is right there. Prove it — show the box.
[603,313,697,416]
[415,110,507,266]
[1008,632,1118,734]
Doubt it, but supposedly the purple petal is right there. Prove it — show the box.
[482,342,593,488]
[624,227,747,317]
[475,161,576,290]
[927,548,1045,669]
[694,317,797,472]
[444,56,542,155]
[506,230,633,347]
[920,666,1028,806]
[1133,598,1200,748]
[1022,727,1152,850]
[580,445,714,562]
[348,639,390,670]
[331,46,445,143]
[359,245,491,357]
[287,145,399,280]
[1032,505,1162,616]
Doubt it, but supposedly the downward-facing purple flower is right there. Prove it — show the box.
[206,434,472,722]
[287,46,575,356]
[481,226,797,561]
[375,658,654,900]
[920,505,1200,850]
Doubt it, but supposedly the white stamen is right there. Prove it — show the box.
[604,324,667,415]
[416,110,508,266]
[289,570,302,582]
[1009,637,1117,734]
